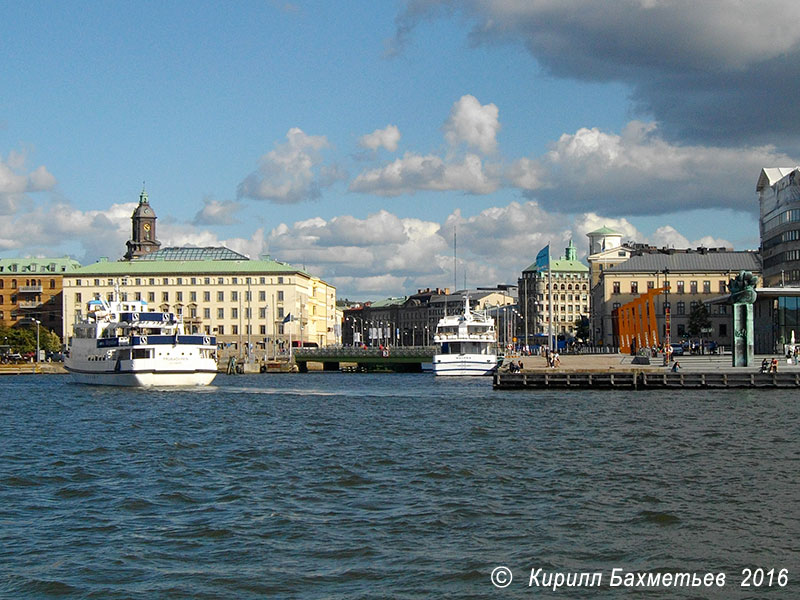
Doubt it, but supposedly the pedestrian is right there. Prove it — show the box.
[771,357,779,373]
[671,360,680,372]
[761,358,769,373]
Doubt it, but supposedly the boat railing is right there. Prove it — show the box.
[434,332,496,341]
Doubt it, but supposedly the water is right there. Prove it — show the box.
[1,373,798,599]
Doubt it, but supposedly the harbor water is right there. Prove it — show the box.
[1,373,798,598]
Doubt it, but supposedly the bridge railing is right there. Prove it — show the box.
[294,345,437,359]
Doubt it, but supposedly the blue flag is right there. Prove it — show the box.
[535,244,550,270]
[282,313,293,323]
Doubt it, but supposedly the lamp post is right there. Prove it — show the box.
[662,268,670,365]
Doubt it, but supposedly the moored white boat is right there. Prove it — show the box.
[65,295,218,387]
[433,297,498,376]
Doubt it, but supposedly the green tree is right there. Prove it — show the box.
[688,303,712,337]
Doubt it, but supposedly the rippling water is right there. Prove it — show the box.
[1,373,798,598]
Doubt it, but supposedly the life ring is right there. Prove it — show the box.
[382,349,389,358]
[163,312,170,321]
[132,312,140,321]
[140,335,148,345]
[203,336,211,345]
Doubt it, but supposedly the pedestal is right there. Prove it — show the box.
[732,302,754,367]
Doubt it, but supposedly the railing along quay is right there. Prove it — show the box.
[292,345,437,372]
[494,370,800,390]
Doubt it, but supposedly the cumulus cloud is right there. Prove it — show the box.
[393,1,800,147]
[509,121,795,215]
[350,152,499,196]
[359,125,401,152]
[192,198,242,226]
[0,151,57,215]
[238,128,345,203]
[443,95,500,154]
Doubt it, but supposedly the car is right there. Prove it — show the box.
[670,344,684,356]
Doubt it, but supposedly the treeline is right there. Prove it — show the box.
[0,325,62,354]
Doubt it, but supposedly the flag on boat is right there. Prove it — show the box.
[282,313,293,323]
[535,244,550,270]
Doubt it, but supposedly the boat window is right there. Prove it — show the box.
[133,348,152,359]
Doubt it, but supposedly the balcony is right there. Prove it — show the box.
[19,285,43,293]
[18,301,42,309]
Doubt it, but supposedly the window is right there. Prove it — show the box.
[259,307,267,319]
[703,280,711,294]
[647,280,654,290]
[204,291,210,302]
[0,295,3,304]
[630,281,638,294]
[245,290,251,302]
[719,324,727,337]
[50,279,55,289]
[190,291,196,302]
[260,325,266,335]
[217,326,224,335]
[217,308,224,319]
[232,307,238,319]
[177,278,183,285]
[218,277,224,284]
[278,277,284,284]
[204,278,210,285]
[719,281,727,293]
[163,278,169,285]
[277,290,284,301]
[176,292,183,302]
[677,324,686,336]
[677,281,685,294]
[690,301,699,313]
[690,281,698,294]
[259,291,266,302]
[232,325,238,335]
[232,277,238,284]
[149,278,155,285]
[231,291,238,302]
[75,293,81,303]
[677,301,685,315]
[148,292,155,302]
[204,308,210,319]
[277,307,284,319]
[613,282,620,294]
[217,291,224,302]
[162,292,169,302]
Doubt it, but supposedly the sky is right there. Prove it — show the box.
[2,0,799,300]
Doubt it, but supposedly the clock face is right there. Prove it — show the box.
[143,223,151,231]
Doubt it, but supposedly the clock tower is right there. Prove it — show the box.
[124,187,161,260]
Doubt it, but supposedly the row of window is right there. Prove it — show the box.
[611,301,728,316]
[762,228,800,251]
[764,249,800,270]
[0,279,57,289]
[73,275,289,287]
[612,280,727,295]
[536,294,588,302]
[763,208,800,233]
[535,304,589,313]
[76,290,285,304]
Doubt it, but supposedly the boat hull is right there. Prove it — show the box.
[432,354,498,376]
[66,366,217,387]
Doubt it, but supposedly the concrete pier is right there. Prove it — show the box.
[493,353,800,390]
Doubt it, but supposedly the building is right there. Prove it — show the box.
[63,191,338,355]
[0,257,81,336]
[518,240,590,344]
[586,226,634,288]
[341,287,515,347]
[593,246,761,348]
[757,167,800,286]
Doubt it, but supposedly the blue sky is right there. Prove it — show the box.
[2,1,799,299]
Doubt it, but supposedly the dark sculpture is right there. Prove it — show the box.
[728,270,758,304]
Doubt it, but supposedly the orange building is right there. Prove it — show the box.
[0,257,81,338]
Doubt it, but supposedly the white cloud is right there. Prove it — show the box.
[359,125,401,152]
[238,128,345,203]
[511,121,795,214]
[192,198,242,226]
[443,95,500,154]
[350,152,499,196]
[0,151,57,215]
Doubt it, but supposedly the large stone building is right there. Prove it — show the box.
[63,191,338,355]
[757,167,800,286]
[518,241,590,344]
[591,246,761,348]
[0,257,81,336]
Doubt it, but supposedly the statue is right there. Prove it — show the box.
[728,270,758,304]
[728,271,757,367]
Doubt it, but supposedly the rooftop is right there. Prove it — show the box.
[135,246,249,261]
[606,250,761,273]
[0,257,82,274]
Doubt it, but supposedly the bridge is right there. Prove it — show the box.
[292,346,436,373]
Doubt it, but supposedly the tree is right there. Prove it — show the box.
[574,316,591,341]
[688,303,712,337]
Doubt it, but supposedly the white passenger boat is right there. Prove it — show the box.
[65,296,218,387]
[433,297,498,376]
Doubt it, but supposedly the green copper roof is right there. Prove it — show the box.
[0,256,82,273]
[68,247,314,278]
